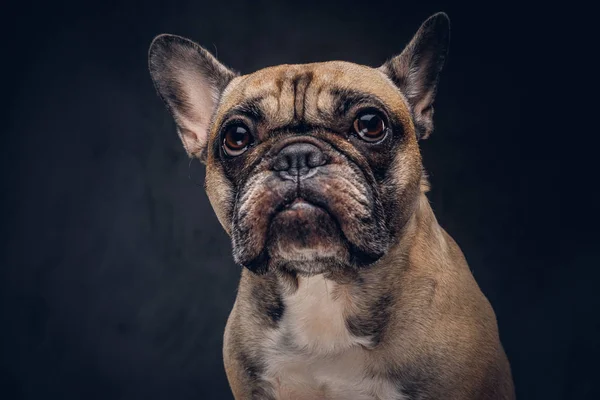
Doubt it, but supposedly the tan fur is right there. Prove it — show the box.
[204,61,417,237]
[223,194,513,399]
[211,62,413,151]
[149,19,514,398]
[209,63,514,399]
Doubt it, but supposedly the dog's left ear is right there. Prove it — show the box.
[380,12,450,140]
[148,34,238,161]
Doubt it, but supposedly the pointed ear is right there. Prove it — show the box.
[380,12,450,140]
[148,34,237,161]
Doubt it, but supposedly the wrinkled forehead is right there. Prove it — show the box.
[213,61,412,137]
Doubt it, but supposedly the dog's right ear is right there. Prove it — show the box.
[148,35,237,162]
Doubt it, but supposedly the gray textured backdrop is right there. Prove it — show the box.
[1,1,595,399]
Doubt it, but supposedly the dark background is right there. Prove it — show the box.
[0,1,594,399]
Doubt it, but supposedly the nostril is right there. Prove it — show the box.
[307,150,327,168]
[272,155,290,172]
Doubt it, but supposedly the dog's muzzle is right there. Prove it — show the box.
[231,136,391,274]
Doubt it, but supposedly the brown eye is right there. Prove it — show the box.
[223,124,253,156]
[353,112,387,142]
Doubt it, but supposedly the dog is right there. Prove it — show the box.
[148,12,515,399]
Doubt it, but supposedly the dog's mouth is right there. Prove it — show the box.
[283,197,319,211]
[277,194,335,219]
[270,195,342,243]
[231,161,391,275]
[259,192,353,275]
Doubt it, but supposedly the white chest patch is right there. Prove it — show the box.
[261,275,406,400]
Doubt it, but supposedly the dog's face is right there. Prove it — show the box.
[149,13,449,275]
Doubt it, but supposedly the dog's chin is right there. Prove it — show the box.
[264,199,349,275]
[237,198,386,276]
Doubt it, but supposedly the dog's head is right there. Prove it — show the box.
[149,13,449,275]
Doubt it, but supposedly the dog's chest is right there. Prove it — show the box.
[261,276,405,400]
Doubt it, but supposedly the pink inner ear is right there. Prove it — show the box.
[169,63,219,156]
[413,88,435,115]
[177,127,207,158]
[149,34,237,158]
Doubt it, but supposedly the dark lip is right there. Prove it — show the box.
[277,194,334,217]
[282,197,318,210]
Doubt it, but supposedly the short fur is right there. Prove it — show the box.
[149,12,515,399]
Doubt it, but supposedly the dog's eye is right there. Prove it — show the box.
[353,113,386,142]
[223,124,253,157]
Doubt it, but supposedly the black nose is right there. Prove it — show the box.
[272,142,327,179]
